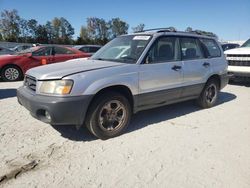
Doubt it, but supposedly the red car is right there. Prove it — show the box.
[0,45,90,81]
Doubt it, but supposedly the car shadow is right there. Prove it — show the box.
[0,89,17,99]
[52,91,236,142]
[51,125,97,142]
[229,81,250,87]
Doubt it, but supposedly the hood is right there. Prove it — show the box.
[224,47,250,55]
[26,59,125,80]
[0,54,20,60]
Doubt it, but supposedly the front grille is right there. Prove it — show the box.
[24,75,37,92]
[227,54,250,58]
[228,60,250,66]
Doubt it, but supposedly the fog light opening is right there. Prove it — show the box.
[45,111,51,121]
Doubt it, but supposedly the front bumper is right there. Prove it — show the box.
[219,73,230,90]
[17,86,93,126]
[228,66,250,77]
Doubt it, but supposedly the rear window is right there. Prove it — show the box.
[200,38,221,58]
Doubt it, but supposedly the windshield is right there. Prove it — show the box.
[91,35,152,63]
[16,47,40,55]
[241,39,250,47]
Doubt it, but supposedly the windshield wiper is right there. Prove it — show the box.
[95,58,117,62]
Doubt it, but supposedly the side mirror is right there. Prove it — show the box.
[145,56,152,64]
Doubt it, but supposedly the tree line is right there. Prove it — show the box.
[0,9,145,45]
[0,9,217,45]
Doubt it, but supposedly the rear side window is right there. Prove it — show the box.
[89,47,100,53]
[54,47,75,55]
[180,37,204,60]
[200,38,221,57]
[80,47,89,53]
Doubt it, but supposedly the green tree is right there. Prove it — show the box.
[109,18,129,38]
[59,17,74,44]
[132,24,145,33]
[185,27,193,32]
[76,26,91,44]
[51,17,74,44]
[0,9,21,42]
[87,17,110,44]
[35,24,48,43]
[45,21,54,43]
[27,19,38,40]
[19,18,29,42]
[51,17,61,43]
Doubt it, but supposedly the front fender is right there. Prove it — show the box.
[83,73,138,96]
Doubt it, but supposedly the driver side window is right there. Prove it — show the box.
[146,36,180,64]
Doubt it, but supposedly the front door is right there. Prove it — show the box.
[138,36,184,109]
[29,47,54,68]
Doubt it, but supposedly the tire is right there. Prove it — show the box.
[85,91,132,140]
[1,65,23,81]
[197,79,219,108]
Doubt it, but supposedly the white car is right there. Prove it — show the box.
[225,39,250,81]
[17,29,229,139]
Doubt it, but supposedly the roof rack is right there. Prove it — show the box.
[188,30,217,38]
[135,27,217,38]
[137,27,177,33]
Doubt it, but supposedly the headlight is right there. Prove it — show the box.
[39,80,73,95]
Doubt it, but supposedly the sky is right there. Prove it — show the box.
[0,0,249,41]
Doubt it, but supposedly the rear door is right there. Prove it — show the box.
[180,37,211,98]
[138,36,184,108]
[53,46,78,62]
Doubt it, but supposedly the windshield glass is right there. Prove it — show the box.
[16,47,40,55]
[241,39,250,47]
[91,35,152,63]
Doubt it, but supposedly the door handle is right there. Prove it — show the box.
[172,65,182,71]
[203,62,210,67]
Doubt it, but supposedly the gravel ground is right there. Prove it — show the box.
[0,81,250,188]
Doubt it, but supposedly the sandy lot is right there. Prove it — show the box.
[0,81,250,188]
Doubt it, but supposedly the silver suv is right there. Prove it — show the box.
[17,28,229,139]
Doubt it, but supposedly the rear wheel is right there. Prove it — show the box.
[85,91,131,140]
[197,79,219,108]
[1,65,23,81]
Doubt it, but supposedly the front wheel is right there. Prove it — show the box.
[197,79,219,108]
[85,92,131,140]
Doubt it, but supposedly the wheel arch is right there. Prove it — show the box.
[206,74,221,89]
[87,85,135,114]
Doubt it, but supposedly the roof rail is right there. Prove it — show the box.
[134,27,217,38]
[188,30,217,38]
[137,27,177,33]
